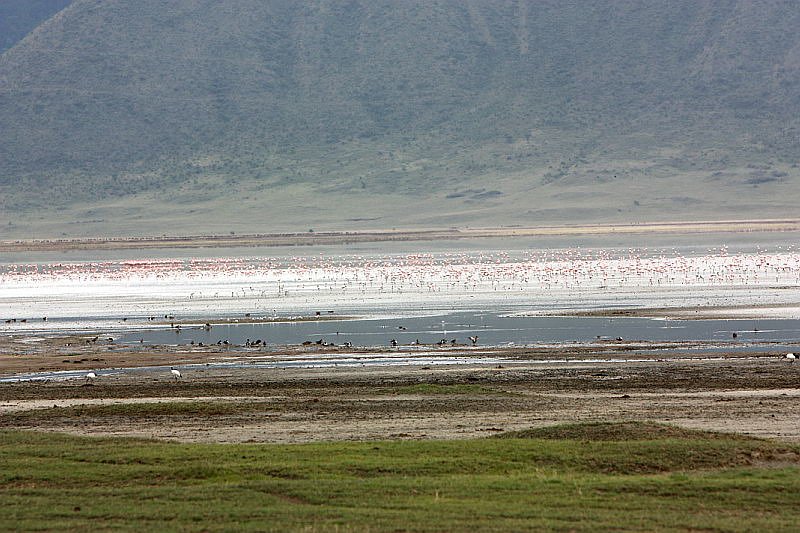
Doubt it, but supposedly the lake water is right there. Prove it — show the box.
[5,312,798,383]
[120,312,800,348]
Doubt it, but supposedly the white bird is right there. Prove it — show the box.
[170,367,182,379]
[85,371,97,382]
[786,353,796,362]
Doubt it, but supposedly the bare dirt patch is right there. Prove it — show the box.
[2,349,799,444]
[3,219,798,252]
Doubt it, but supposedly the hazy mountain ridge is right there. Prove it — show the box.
[1,0,799,237]
[0,0,72,53]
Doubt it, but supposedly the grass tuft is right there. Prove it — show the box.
[0,401,271,423]
[497,421,748,442]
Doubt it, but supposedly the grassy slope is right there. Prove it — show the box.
[1,1,800,237]
[2,422,799,531]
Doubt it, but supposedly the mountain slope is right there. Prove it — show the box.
[0,0,72,53]
[1,0,799,237]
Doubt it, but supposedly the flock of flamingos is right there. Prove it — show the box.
[1,245,799,325]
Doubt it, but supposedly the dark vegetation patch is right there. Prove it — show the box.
[0,401,274,424]
[498,421,747,442]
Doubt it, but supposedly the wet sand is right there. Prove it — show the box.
[0,332,792,374]
[2,337,798,444]
[549,302,800,320]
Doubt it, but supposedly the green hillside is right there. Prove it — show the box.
[1,0,799,238]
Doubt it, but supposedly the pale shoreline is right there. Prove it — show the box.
[517,303,800,320]
[2,247,799,333]
[3,219,799,252]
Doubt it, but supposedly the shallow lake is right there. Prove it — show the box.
[120,312,800,348]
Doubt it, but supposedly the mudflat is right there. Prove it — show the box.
[2,340,798,444]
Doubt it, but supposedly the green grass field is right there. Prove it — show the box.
[2,423,799,532]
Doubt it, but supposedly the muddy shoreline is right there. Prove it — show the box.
[540,302,800,320]
[0,332,794,375]
[2,335,799,444]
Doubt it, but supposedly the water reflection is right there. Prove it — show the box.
[121,312,800,348]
